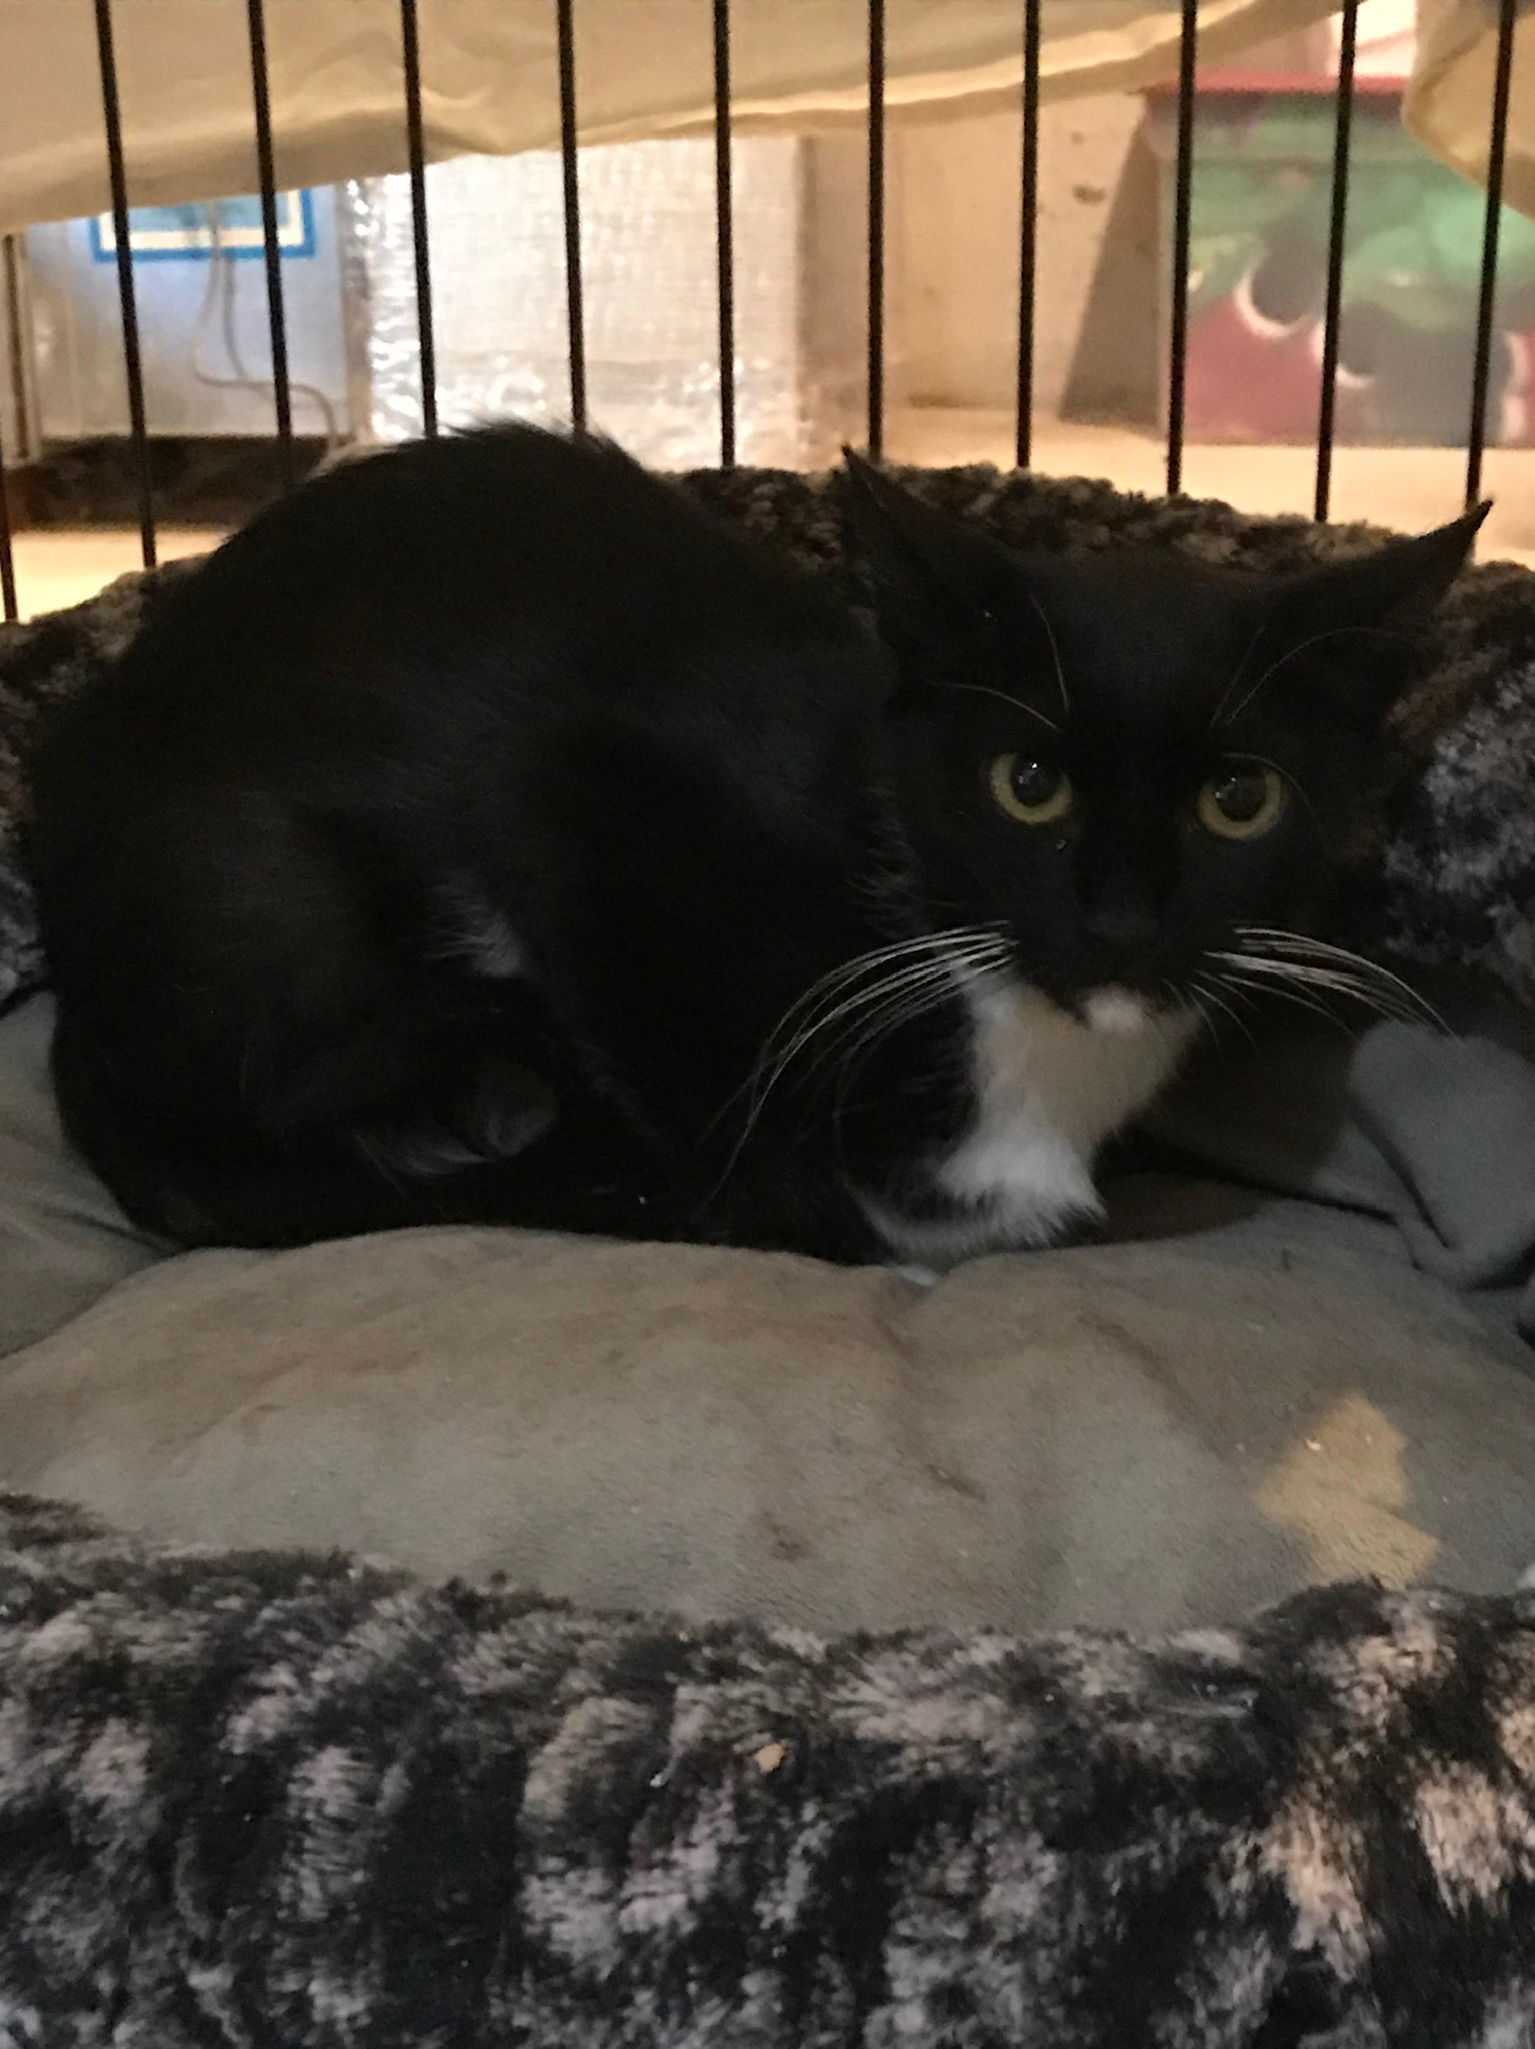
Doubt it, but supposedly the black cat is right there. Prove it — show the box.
[27,426,1482,1262]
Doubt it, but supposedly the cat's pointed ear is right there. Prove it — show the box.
[1286,501,1487,627]
[1260,502,1488,721]
[840,448,1013,649]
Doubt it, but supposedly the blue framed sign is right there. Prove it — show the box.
[90,190,317,264]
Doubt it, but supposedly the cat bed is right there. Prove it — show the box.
[3,466,1535,2035]
[4,1489,1535,2046]
[5,979,1535,1638]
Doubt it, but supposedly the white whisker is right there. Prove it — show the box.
[765,934,1006,1075]
[1028,593,1070,720]
[1210,952,1427,1030]
[1217,623,1416,731]
[1206,965,1348,1033]
[1232,927,1449,1034]
[775,953,984,1091]
[1209,619,1268,732]
[828,954,999,1125]
[715,926,1010,1181]
[936,679,1058,734]
[1189,975,1257,1048]
[751,929,998,1060]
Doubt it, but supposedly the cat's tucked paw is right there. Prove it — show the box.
[353,1060,558,1179]
[892,1262,939,1288]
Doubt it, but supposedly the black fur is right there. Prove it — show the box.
[844,451,1485,1017]
[26,426,1481,1256]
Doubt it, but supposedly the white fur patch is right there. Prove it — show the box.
[868,975,1196,1267]
[1083,985,1150,1035]
[438,875,526,979]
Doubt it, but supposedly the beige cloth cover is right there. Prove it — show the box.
[0,0,1376,238]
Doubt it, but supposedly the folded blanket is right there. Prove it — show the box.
[3,465,1535,1012]
[1147,978,1535,1342]
[1,1490,1533,2047]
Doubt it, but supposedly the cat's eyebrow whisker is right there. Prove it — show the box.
[1216,622,1418,731]
[1027,593,1070,720]
[1209,620,1268,733]
[936,679,1058,735]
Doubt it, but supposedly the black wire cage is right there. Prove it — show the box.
[0,0,1522,626]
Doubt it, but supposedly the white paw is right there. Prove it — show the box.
[892,1263,939,1289]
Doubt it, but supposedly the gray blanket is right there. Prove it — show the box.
[1147,979,1535,1344]
[6,973,1535,1638]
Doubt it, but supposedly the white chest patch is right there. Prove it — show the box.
[867,978,1197,1267]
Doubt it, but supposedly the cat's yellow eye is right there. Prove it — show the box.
[1197,765,1286,841]
[989,753,1073,826]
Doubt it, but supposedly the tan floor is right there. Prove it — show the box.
[7,412,1535,621]
[887,411,1535,568]
[7,525,223,624]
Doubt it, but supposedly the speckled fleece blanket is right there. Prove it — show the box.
[4,1491,1535,2048]
[1,462,1534,1011]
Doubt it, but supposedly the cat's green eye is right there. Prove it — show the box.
[1197,765,1286,841]
[990,753,1073,826]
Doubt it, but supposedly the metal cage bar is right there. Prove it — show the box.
[555,0,588,433]
[713,0,736,466]
[400,0,438,437]
[1164,0,1199,496]
[91,0,156,567]
[1466,0,1518,509]
[0,241,18,620]
[0,470,13,624]
[866,0,886,460]
[1015,0,1042,470]
[245,0,295,487]
[0,422,14,622]
[42,0,1533,553]
[1313,0,1358,522]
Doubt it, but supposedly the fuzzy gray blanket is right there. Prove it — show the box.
[1,1491,1533,2047]
[2,1491,1532,2049]
[2,462,1535,1011]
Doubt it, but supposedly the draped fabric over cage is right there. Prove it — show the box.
[0,3,1528,239]
[0,0,1528,624]
[0,1,1347,238]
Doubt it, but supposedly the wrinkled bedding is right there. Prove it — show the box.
[5,985,1535,1640]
